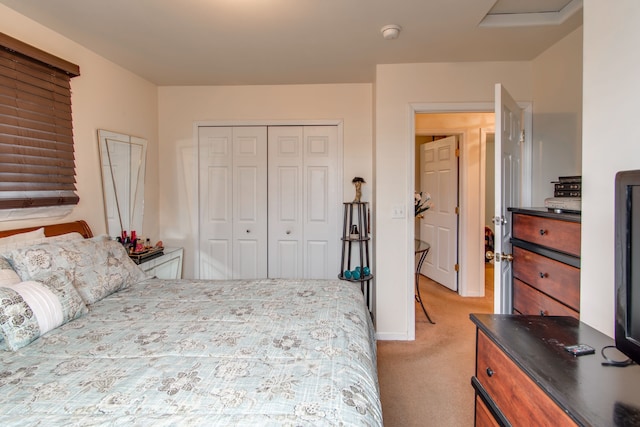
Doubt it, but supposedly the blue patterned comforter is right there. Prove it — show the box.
[0,278,382,426]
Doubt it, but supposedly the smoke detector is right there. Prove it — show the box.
[381,24,401,40]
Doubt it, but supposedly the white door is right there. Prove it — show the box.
[232,127,268,279]
[493,84,523,314]
[302,126,340,279]
[268,126,303,278]
[419,135,458,291]
[268,126,339,279]
[198,126,267,279]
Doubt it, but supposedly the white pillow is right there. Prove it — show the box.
[0,227,45,250]
[45,232,86,243]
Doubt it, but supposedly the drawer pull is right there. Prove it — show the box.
[486,367,494,377]
[539,272,548,278]
[539,229,547,236]
[540,310,546,316]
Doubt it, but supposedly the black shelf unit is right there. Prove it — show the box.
[339,202,372,311]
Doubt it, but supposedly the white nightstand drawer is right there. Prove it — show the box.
[139,247,183,279]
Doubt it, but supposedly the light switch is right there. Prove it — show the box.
[392,205,405,219]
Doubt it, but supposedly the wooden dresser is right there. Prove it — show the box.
[509,208,581,319]
[471,314,640,426]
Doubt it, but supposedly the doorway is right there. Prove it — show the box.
[414,112,495,301]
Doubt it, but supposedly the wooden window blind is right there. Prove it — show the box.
[0,33,80,209]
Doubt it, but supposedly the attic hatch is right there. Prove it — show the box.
[479,0,583,27]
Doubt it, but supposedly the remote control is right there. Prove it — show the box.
[564,344,596,356]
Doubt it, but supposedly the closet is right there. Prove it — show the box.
[198,125,340,280]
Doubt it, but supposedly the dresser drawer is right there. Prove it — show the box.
[476,331,576,426]
[475,395,500,427]
[513,279,579,319]
[512,246,580,311]
[513,214,581,256]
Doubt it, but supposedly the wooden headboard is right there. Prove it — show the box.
[0,220,93,239]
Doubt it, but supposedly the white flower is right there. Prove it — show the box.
[414,191,432,216]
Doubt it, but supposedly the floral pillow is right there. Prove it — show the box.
[0,258,20,350]
[0,273,88,351]
[0,257,20,287]
[6,236,149,305]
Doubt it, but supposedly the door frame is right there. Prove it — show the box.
[192,119,344,280]
[407,103,531,335]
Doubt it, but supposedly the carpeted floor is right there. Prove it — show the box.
[376,265,494,426]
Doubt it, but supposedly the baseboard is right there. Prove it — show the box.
[375,331,412,341]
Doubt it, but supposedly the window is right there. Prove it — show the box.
[0,32,80,209]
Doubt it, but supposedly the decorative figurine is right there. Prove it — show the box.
[352,177,365,202]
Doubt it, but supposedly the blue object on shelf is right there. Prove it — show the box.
[352,270,361,280]
[363,266,370,276]
[343,270,352,279]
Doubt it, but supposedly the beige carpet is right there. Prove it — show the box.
[376,266,494,426]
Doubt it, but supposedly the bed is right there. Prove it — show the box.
[0,221,382,426]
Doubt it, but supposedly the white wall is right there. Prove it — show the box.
[157,84,373,279]
[531,26,583,205]
[0,5,159,239]
[581,0,640,336]
[374,62,532,339]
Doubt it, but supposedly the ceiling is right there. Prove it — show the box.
[0,0,582,86]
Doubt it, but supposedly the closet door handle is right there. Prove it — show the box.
[286,230,291,235]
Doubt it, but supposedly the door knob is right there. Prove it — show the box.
[486,251,513,262]
[286,230,291,235]
[501,253,513,262]
[485,250,495,261]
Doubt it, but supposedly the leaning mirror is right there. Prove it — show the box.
[98,129,147,238]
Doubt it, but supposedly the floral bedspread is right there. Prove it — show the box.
[0,278,381,426]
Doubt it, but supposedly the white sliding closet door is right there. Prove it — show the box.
[198,126,267,279]
[268,126,339,279]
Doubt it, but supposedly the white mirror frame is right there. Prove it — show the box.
[98,129,147,238]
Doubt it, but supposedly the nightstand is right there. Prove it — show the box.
[139,247,183,279]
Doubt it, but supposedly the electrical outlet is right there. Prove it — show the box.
[392,205,405,219]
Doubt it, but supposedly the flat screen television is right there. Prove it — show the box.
[615,170,640,365]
